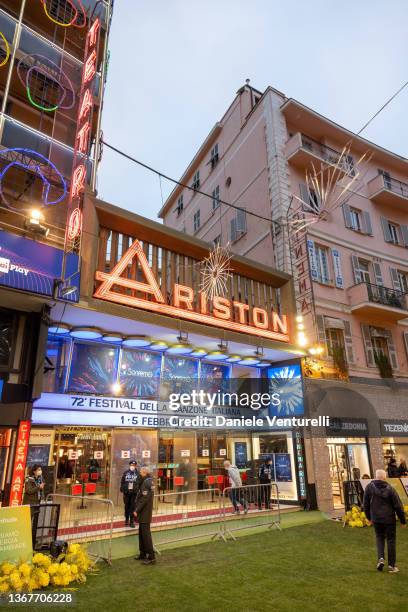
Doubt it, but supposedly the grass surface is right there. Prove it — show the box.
[68,521,407,611]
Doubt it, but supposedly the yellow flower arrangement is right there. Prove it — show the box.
[342,505,371,528]
[0,543,94,593]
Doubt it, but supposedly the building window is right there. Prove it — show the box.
[176,195,183,216]
[212,185,220,210]
[192,171,200,191]
[397,270,408,294]
[193,210,200,232]
[230,209,247,242]
[371,335,390,361]
[210,144,219,168]
[356,259,371,284]
[388,221,400,245]
[350,208,362,232]
[315,245,331,284]
[379,169,392,189]
[327,328,345,356]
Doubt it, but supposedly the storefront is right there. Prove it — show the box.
[381,419,408,476]
[25,197,306,515]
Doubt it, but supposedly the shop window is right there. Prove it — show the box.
[68,342,119,394]
[119,349,162,398]
[43,334,71,393]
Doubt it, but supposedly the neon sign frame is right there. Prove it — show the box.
[9,420,31,506]
[41,0,86,29]
[18,54,75,113]
[0,31,10,68]
[94,240,290,343]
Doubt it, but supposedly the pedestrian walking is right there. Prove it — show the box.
[120,460,139,527]
[134,466,155,565]
[224,460,248,515]
[363,469,406,573]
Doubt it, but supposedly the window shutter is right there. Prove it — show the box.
[372,261,383,286]
[361,324,375,367]
[362,211,373,236]
[351,255,362,284]
[299,183,310,210]
[380,216,392,242]
[307,239,319,281]
[316,314,327,356]
[389,267,402,292]
[400,225,408,247]
[384,329,398,370]
[404,331,408,359]
[343,321,355,364]
[236,208,247,233]
[331,249,344,288]
[342,203,352,228]
[230,218,237,242]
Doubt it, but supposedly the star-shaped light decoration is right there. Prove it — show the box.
[200,243,232,300]
[288,143,372,236]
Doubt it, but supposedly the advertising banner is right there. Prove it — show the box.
[0,506,33,564]
[0,231,79,301]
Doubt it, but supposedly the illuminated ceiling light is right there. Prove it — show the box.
[48,322,70,335]
[297,332,308,347]
[70,327,102,339]
[190,348,208,357]
[226,355,241,363]
[102,333,123,343]
[295,315,304,323]
[166,344,193,355]
[150,341,169,351]
[205,351,228,361]
[122,336,151,348]
[297,323,305,331]
[111,383,122,395]
[238,357,260,366]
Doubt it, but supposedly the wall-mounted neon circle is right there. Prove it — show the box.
[41,0,86,29]
[67,207,83,240]
[18,54,75,113]
[0,148,67,211]
[0,32,10,68]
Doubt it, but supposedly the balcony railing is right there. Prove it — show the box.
[366,282,406,309]
[285,132,350,174]
[367,173,408,210]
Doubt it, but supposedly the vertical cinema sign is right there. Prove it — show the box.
[9,421,31,506]
[65,16,101,246]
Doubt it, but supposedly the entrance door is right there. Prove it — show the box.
[328,442,370,507]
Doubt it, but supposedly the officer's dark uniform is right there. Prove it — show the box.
[135,475,155,563]
[120,463,139,526]
[258,462,273,509]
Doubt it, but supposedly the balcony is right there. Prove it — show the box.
[367,173,408,211]
[285,132,349,178]
[348,282,408,322]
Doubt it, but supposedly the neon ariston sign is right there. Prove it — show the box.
[94,240,290,343]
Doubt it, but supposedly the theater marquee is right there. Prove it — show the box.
[94,239,290,343]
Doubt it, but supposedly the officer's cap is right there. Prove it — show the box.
[129,460,137,466]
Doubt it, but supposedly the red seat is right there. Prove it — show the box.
[216,475,224,484]
[80,473,89,482]
[157,469,163,477]
[174,476,184,486]
[90,472,98,480]
[85,483,97,494]
[71,484,82,496]
[207,475,216,485]
[241,472,247,482]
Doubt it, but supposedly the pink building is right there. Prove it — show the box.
[159,83,408,511]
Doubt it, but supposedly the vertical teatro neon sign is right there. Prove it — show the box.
[64,17,101,249]
[9,420,31,506]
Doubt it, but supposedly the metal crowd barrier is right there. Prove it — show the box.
[215,483,281,541]
[152,487,221,552]
[46,494,114,564]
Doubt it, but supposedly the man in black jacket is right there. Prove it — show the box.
[258,458,273,509]
[363,469,406,573]
[120,460,139,527]
[134,466,155,565]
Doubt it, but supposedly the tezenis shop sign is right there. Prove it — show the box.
[94,240,290,342]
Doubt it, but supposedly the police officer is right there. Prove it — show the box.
[134,465,155,565]
[120,460,139,527]
[258,457,273,509]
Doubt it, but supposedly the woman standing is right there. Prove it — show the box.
[23,465,45,506]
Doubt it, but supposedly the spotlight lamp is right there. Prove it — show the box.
[25,209,49,236]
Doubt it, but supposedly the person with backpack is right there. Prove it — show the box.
[363,469,406,574]
[224,460,248,515]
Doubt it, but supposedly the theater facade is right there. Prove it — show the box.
[27,195,308,512]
